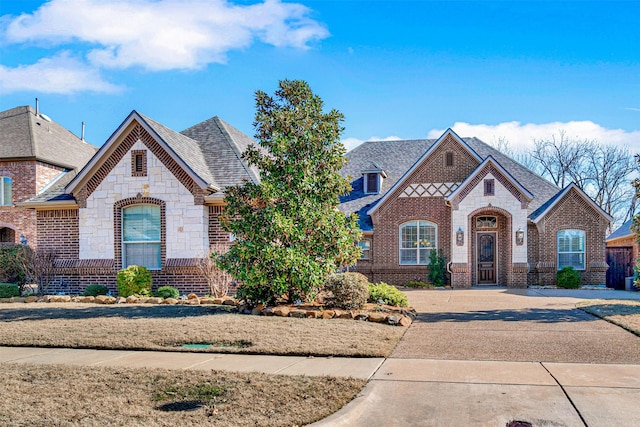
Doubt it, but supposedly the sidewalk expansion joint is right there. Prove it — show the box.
[540,362,588,427]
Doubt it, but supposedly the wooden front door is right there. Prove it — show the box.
[477,233,496,284]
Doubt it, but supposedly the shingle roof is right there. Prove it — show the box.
[180,116,260,188]
[0,106,98,170]
[607,217,636,241]
[339,136,560,231]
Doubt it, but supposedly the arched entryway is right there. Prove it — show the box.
[469,208,512,286]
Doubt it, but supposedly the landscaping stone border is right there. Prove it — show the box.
[0,294,415,327]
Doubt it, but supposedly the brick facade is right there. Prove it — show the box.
[0,160,65,247]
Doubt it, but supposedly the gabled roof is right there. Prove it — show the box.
[530,183,614,224]
[0,105,98,170]
[339,131,561,231]
[365,129,482,217]
[446,155,534,204]
[361,162,387,177]
[181,116,260,187]
[607,217,636,241]
[67,110,213,195]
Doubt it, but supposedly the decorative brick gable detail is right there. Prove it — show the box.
[76,123,206,208]
[449,162,530,210]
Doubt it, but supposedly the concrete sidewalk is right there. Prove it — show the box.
[311,358,640,426]
[0,345,384,380]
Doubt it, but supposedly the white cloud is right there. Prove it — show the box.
[427,121,640,153]
[341,135,402,152]
[0,51,122,94]
[3,0,329,71]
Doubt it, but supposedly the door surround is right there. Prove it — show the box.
[476,232,497,285]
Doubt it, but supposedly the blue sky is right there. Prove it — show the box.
[1,0,639,152]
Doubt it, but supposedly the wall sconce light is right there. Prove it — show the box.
[456,227,464,246]
[515,227,524,246]
[19,234,27,246]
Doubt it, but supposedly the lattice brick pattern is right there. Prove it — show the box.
[399,182,461,198]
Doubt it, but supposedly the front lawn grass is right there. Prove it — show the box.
[0,303,405,357]
[577,299,640,336]
[0,363,364,426]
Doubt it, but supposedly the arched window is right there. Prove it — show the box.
[557,229,585,270]
[399,220,437,265]
[122,204,161,269]
[0,177,12,206]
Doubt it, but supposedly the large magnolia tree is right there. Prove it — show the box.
[218,80,362,305]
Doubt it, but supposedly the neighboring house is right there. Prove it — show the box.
[605,218,639,289]
[20,110,258,295]
[0,105,98,247]
[339,129,612,288]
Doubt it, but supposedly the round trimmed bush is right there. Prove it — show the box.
[0,283,20,298]
[557,266,581,289]
[368,282,408,307]
[82,284,109,297]
[323,272,370,310]
[156,285,179,299]
[116,265,152,297]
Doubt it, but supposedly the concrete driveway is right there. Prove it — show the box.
[312,288,640,427]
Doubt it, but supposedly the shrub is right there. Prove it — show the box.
[156,285,179,299]
[557,266,581,289]
[0,244,27,286]
[322,272,370,310]
[0,283,20,298]
[82,284,109,297]
[427,249,448,287]
[405,281,438,288]
[368,282,408,307]
[116,265,152,297]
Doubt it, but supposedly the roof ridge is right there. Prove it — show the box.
[213,117,261,184]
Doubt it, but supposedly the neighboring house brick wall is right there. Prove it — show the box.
[534,188,609,285]
[0,160,65,246]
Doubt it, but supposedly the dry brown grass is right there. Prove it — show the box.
[0,303,405,357]
[0,362,364,426]
[577,299,640,336]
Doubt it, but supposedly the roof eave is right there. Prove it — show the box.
[16,200,78,210]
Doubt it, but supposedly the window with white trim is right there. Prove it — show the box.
[122,204,161,269]
[399,220,437,265]
[358,240,371,259]
[0,177,12,206]
[557,229,585,270]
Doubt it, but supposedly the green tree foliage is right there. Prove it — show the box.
[218,80,362,305]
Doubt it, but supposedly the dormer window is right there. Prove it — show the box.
[362,162,387,195]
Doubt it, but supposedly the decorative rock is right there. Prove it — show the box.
[321,310,335,319]
[289,309,306,318]
[115,297,127,304]
[187,293,199,300]
[187,298,200,305]
[272,306,291,317]
[213,298,224,305]
[125,296,138,303]
[251,304,264,316]
[200,298,215,305]
[24,296,38,303]
[306,310,320,319]
[262,306,274,316]
[137,297,149,304]
[354,313,369,321]
[337,310,353,320]
[368,312,387,323]
[399,316,412,327]
[10,297,26,303]
[78,296,95,303]
[145,297,163,304]
[94,295,109,304]
[162,298,178,305]
[222,298,236,306]
[387,315,401,325]
[0,298,11,303]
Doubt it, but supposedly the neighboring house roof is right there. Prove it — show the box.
[0,105,98,170]
[530,182,614,224]
[339,131,562,231]
[607,217,636,241]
